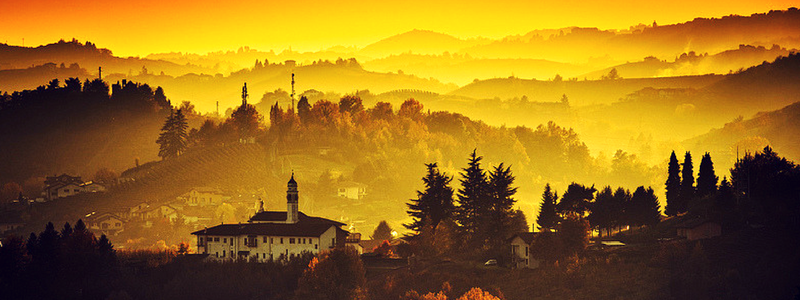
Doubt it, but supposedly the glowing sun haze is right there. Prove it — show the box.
[1,0,796,56]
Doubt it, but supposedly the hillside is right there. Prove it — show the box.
[0,40,215,83]
[358,29,491,58]
[449,74,723,105]
[108,59,458,113]
[580,44,795,79]
[463,8,800,62]
[685,101,800,167]
[0,63,91,92]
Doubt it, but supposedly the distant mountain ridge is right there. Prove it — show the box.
[358,29,491,57]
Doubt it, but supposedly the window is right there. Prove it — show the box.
[270,238,274,244]
[223,238,227,243]
[63,189,69,192]
[230,239,233,246]
[74,189,80,193]
[289,238,295,244]
[280,238,283,244]
[215,252,219,257]
[302,238,305,244]
[315,244,318,250]
[263,236,268,243]
[214,237,220,242]
[525,246,529,256]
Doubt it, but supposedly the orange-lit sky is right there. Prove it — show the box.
[1,0,797,57]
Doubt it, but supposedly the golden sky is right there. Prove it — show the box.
[1,0,797,57]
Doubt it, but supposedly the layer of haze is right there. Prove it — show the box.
[2,0,796,57]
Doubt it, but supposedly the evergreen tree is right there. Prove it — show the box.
[665,151,681,216]
[297,95,311,123]
[536,183,559,232]
[509,209,529,233]
[405,163,455,234]
[588,186,614,236]
[679,151,695,213]
[631,186,661,227]
[613,187,632,229]
[455,150,490,243]
[486,163,518,245]
[371,221,394,241]
[696,152,718,198]
[156,109,189,159]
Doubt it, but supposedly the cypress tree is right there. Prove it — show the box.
[536,183,559,232]
[665,151,681,216]
[679,151,695,213]
[405,163,455,234]
[696,152,718,198]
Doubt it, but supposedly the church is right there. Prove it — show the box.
[192,175,350,261]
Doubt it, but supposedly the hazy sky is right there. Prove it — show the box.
[1,0,796,56]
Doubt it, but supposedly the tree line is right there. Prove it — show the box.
[0,219,116,299]
[403,150,528,262]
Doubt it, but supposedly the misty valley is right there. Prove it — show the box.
[1,7,800,300]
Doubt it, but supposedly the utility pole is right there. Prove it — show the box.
[290,72,295,111]
[98,66,102,80]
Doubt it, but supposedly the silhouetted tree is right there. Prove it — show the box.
[630,186,661,227]
[94,167,118,184]
[295,247,367,300]
[679,152,695,214]
[665,151,681,216]
[455,150,490,244]
[536,183,559,231]
[371,221,393,241]
[229,103,261,139]
[297,96,311,123]
[486,163,518,248]
[557,183,595,217]
[406,163,455,234]
[509,209,529,233]
[696,152,718,198]
[589,186,614,236]
[730,146,800,228]
[156,109,189,159]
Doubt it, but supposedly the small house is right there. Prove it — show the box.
[509,232,540,269]
[336,181,367,200]
[676,218,721,241]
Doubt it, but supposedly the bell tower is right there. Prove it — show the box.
[286,173,299,223]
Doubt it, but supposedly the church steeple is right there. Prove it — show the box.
[286,173,298,223]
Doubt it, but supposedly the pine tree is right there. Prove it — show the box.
[696,152,718,198]
[588,186,613,236]
[679,151,695,213]
[536,183,560,232]
[486,163,518,246]
[405,163,455,234]
[156,109,189,159]
[631,186,661,227]
[613,187,632,229]
[455,150,490,244]
[371,221,394,241]
[665,151,681,216]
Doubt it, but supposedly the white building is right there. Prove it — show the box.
[192,175,350,261]
[336,181,367,200]
[88,213,125,236]
[185,187,230,207]
[510,232,540,269]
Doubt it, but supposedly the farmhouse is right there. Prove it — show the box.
[676,218,722,241]
[509,232,540,269]
[192,175,350,261]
